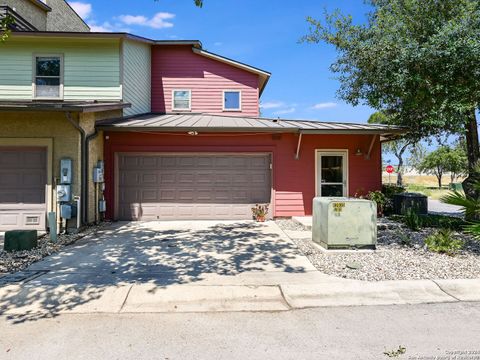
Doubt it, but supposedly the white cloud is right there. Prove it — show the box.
[88,21,130,32]
[260,101,285,109]
[118,12,175,29]
[69,2,92,19]
[311,102,337,110]
[274,107,296,115]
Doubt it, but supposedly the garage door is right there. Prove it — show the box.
[0,147,47,231]
[117,153,271,220]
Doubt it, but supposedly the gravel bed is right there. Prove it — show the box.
[0,223,107,274]
[276,219,480,281]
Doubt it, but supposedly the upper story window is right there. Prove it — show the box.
[223,90,241,111]
[172,90,191,111]
[34,55,63,99]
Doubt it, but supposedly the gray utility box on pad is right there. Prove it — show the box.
[312,197,377,249]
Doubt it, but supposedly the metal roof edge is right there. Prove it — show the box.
[10,31,156,44]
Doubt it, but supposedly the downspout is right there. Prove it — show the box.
[65,112,87,225]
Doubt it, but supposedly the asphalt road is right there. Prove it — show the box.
[1,302,479,360]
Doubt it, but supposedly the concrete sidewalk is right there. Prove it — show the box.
[1,275,479,319]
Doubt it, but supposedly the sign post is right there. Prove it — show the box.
[386,165,394,185]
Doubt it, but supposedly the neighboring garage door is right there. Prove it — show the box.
[0,147,47,231]
[117,153,271,220]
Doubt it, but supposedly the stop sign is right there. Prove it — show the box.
[386,165,395,174]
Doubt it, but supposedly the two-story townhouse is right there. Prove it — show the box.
[0,31,157,231]
[99,44,403,222]
[0,12,403,231]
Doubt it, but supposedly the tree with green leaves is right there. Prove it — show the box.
[304,0,480,200]
[0,15,13,42]
[419,146,467,188]
[446,145,468,183]
[368,111,412,186]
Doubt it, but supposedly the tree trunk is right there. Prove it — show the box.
[437,174,442,189]
[395,145,408,187]
[462,108,480,199]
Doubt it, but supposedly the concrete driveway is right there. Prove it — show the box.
[24,220,317,286]
[0,221,332,321]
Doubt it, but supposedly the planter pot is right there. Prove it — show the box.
[255,216,266,222]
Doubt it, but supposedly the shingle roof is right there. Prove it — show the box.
[98,113,406,140]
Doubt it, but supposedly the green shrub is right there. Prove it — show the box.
[464,222,480,241]
[396,230,412,247]
[424,229,464,255]
[382,184,405,215]
[382,184,406,198]
[367,190,387,216]
[404,208,422,231]
[387,214,466,231]
[419,214,466,230]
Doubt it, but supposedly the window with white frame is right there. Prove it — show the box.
[172,90,191,111]
[223,90,241,111]
[34,55,63,99]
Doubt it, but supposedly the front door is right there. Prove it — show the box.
[316,151,347,197]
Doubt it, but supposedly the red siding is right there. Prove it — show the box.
[152,46,260,116]
[104,132,382,219]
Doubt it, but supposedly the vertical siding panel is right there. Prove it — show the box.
[152,46,260,116]
[122,40,152,116]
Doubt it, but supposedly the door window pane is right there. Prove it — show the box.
[321,184,344,197]
[321,156,343,183]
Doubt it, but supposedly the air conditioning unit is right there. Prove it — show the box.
[312,197,377,249]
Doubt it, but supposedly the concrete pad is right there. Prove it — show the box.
[0,284,131,316]
[122,284,290,313]
[281,280,457,308]
[292,216,312,230]
[435,279,480,302]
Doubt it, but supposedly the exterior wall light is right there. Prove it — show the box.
[355,148,363,156]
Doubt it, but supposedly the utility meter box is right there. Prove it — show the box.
[312,197,377,249]
[93,167,104,183]
[56,184,72,202]
[60,203,77,219]
[60,158,73,184]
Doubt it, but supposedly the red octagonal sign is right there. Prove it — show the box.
[386,165,395,174]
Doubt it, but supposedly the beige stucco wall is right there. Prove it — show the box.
[0,109,121,228]
[0,111,80,230]
[2,0,48,30]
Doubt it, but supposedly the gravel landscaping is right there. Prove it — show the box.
[0,223,107,274]
[276,219,480,281]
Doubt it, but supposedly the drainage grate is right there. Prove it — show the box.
[0,270,49,285]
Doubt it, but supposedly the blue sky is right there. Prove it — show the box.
[69,0,375,123]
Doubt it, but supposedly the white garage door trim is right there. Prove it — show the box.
[0,144,50,231]
[114,152,273,221]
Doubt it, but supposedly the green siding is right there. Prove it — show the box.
[0,38,121,100]
[122,40,151,116]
